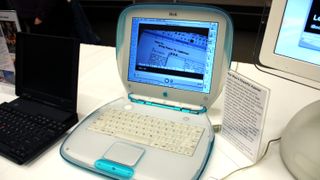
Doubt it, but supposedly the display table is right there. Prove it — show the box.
[1,44,319,180]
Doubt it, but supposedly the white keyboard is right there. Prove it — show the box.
[88,108,204,156]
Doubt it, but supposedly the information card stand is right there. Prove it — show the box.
[221,70,270,162]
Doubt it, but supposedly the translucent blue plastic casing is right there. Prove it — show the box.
[116,3,233,110]
[60,4,233,180]
[94,159,134,179]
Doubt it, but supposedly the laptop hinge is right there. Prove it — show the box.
[128,94,207,114]
[20,93,72,113]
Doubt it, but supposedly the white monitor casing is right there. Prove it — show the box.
[259,0,320,83]
[260,0,320,179]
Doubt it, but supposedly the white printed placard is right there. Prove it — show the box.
[0,10,21,84]
[0,27,14,72]
[221,70,270,162]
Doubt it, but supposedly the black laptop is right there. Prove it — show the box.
[0,32,80,164]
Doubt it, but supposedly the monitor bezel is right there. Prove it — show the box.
[15,32,80,112]
[259,0,320,83]
[116,4,231,108]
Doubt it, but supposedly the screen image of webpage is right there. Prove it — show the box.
[299,0,320,51]
[130,23,214,93]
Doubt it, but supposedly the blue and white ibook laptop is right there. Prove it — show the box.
[61,3,233,180]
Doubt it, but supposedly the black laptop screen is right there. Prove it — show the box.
[15,33,80,111]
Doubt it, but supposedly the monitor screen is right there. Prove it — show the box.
[275,0,320,66]
[259,0,320,83]
[128,17,218,94]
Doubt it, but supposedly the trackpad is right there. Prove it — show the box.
[104,142,145,167]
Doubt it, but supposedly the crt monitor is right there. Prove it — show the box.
[259,0,320,179]
[260,0,320,83]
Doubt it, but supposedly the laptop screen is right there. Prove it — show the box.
[15,33,80,111]
[128,17,218,94]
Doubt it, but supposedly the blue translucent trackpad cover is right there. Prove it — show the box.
[94,142,144,178]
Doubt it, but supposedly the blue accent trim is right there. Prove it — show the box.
[59,153,118,180]
[194,135,215,179]
[60,98,130,180]
[59,97,214,179]
[95,159,134,179]
[128,94,207,114]
[60,133,119,179]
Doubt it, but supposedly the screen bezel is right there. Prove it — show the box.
[15,32,80,112]
[117,5,230,107]
[259,0,320,83]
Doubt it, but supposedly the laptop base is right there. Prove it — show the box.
[61,97,214,180]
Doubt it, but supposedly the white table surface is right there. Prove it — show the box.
[1,44,320,180]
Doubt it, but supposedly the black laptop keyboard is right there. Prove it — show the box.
[0,102,67,164]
